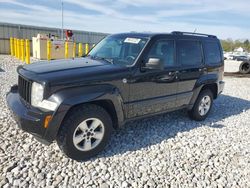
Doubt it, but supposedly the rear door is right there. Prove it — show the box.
[175,39,206,107]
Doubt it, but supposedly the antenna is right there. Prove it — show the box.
[61,0,64,40]
[194,28,197,33]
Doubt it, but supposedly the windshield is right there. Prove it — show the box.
[88,35,148,66]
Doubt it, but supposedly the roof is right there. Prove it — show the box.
[110,31,218,39]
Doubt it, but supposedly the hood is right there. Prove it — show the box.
[19,57,130,87]
[23,58,106,74]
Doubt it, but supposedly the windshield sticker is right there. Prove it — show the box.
[124,38,141,44]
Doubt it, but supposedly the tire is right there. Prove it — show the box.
[188,89,213,121]
[56,104,112,161]
[239,61,250,74]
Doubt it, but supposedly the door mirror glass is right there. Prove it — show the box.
[144,58,164,70]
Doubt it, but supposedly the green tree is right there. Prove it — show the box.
[243,40,250,51]
[221,39,234,52]
[220,39,250,52]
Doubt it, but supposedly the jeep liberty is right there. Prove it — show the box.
[7,31,225,161]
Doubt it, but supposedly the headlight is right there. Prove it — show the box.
[31,82,44,107]
[31,82,58,111]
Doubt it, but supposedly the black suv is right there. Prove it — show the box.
[7,31,225,161]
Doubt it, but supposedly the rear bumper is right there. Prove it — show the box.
[218,80,225,95]
[6,85,54,145]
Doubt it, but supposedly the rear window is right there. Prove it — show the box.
[176,40,203,66]
[203,41,222,64]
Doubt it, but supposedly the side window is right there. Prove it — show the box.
[177,40,203,66]
[147,40,175,67]
[203,41,222,64]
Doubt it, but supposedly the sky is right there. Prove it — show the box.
[0,0,249,39]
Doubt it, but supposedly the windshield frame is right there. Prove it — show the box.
[87,34,151,67]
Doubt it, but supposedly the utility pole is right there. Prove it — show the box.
[61,0,64,40]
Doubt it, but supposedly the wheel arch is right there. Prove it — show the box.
[43,85,125,143]
[188,74,219,110]
[65,99,120,130]
[200,83,218,99]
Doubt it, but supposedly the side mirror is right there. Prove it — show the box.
[143,58,164,70]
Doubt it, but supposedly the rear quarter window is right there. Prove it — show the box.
[203,41,222,65]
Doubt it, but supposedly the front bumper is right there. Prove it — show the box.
[6,85,53,145]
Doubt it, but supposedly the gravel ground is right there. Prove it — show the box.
[0,55,250,188]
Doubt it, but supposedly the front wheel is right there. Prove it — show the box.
[56,104,112,161]
[188,89,213,121]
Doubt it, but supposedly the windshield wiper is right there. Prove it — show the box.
[82,54,91,58]
[91,56,114,64]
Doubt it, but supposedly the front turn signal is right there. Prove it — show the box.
[44,115,52,128]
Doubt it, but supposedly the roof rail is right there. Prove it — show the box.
[171,31,217,38]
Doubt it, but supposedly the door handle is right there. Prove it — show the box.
[168,72,174,76]
[167,71,179,80]
[168,71,179,76]
[199,68,207,72]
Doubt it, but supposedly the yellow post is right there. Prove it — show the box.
[73,42,76,58]
[85,43,89,55]
[47,40,51,61]
[21,39,25,62]
[17,39,20,59]
[25,39,30,64]
[78,43,83,57]
[65,41,68,59]
[15,38,18,58]
[10,37,14,56]
[17,38,19,58]
[14,38,17,57]
[13,38,16,57]
[19,39,22,60]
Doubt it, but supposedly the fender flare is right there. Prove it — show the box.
[43,84,125,143]
[188,73,218,110]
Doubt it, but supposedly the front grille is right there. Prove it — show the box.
[18,75,32,104]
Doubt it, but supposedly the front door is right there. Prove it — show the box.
[127,39,179,118]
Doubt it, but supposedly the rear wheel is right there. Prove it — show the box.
[188,89,213,121]
[56,104,112,161]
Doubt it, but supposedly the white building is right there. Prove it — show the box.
[234,47,245,53]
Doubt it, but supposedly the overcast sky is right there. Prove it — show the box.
[0,0,249,39]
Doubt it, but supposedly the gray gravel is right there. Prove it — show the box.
[0,55,250,187]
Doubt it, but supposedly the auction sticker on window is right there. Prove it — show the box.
[124,38,141,44]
